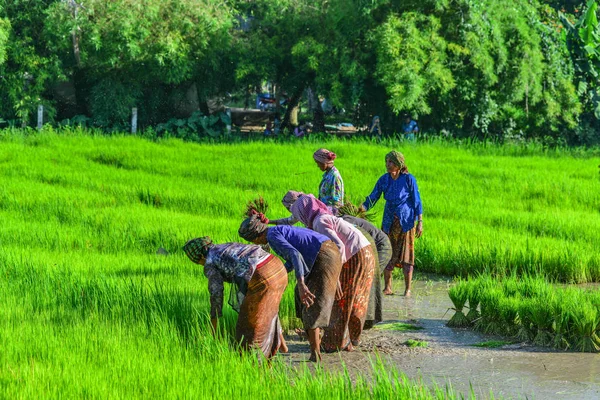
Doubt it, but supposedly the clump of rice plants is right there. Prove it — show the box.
[466,283,481,324]
[530,297,555,347]
[570,306,600,353]
[475,288,505,335]
[447,280,471,328]
[451,275,600,353]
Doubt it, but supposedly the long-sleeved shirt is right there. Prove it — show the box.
[318,166,344,210]
[363,173,423,234]
[312,214,370,264]
[203,243,271,318]
[266,226,329,280]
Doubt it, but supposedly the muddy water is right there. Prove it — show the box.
[282,278,600,399]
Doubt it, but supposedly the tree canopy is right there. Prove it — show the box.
[0,0,598,144]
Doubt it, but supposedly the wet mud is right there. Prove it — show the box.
[281,278,600,399]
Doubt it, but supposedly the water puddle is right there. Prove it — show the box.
[283,278,600,399]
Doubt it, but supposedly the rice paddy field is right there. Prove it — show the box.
[0,128,599,397]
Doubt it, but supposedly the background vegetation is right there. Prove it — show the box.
[1,0,600,144]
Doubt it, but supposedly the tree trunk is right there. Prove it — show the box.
[282,86,304,130]
[308,87,325,133]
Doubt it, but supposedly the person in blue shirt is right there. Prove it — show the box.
[369,116,382,139]
[360,150,423,297]
[401,115,418,141]
[239,213,343,362]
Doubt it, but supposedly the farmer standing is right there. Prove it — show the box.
[360,151,423,297]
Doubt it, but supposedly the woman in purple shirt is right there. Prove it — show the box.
[239,214,342,362]
[361,151,423,297]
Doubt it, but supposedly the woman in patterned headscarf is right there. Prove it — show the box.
[360,151,423,297]
[290,195,376,352]
[313,148,344,214]
[183,236,288,359]
[239,213,343,362]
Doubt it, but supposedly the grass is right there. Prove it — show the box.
[405,339,429,348]
[373,322,425,331]
[0,129,519,398]
[0,127,598,395]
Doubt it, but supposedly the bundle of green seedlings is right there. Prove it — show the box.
[450,275,600,352]
[446,280,471,327]
[244,196,269,217]
[337,198,377,222]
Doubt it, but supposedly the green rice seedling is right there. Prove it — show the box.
[498,297,521,336]
[243,196,269,217]
[405,339,428,348]
[338,198,376,222]
[466,282,482,324]
[516,299,536,342]
[570,305,600,353]
[476,288,505,335]
[529,297,556,347]
[447,280,471,328]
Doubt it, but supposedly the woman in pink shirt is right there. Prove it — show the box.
[290,194,375,352]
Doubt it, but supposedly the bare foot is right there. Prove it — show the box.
[280,338,289,353]
[383,288,395,295]
[344,343,354,352]
[309,351,322,362]
[404,290,412,297]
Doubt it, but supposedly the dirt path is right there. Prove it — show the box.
[281,277,600,399]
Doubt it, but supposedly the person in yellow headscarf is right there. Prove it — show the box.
[360,151,423,297]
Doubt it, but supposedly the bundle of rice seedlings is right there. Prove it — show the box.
[498,297,521,336]
[475,288,504,335]
[570,304,600,353]
[516,299,536,342]
[466,283,482,323]
[530,297,555,347]
[243,196,269,217]
[337,198,376,222]
[447,280,471,328]
[552,299,574,350]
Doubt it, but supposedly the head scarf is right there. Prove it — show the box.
[385,150,408,174]
[313,148,336,168]
[183,236,213,264]
[290,194,332,229]
[281,190,304,210]
[238,213,269,241]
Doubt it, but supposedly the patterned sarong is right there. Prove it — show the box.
[385,216,415,271]
[295,241,343,329]
[236,257,288,358]
[322,245,376,352]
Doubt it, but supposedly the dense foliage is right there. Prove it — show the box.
[1,0,600,143]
